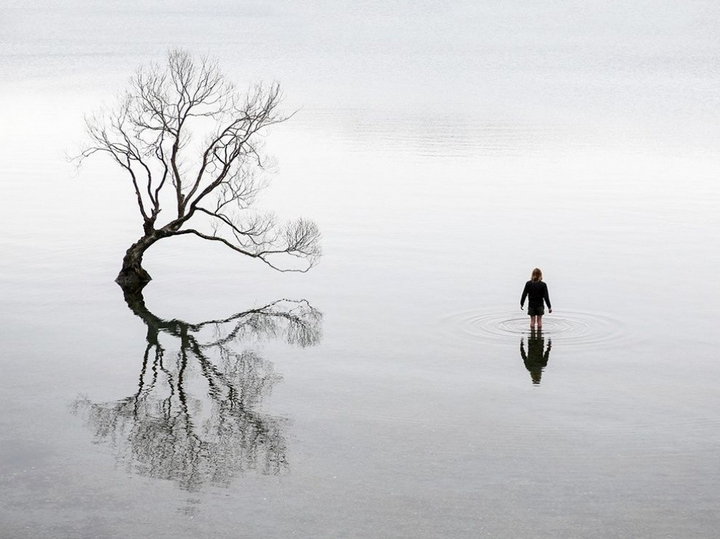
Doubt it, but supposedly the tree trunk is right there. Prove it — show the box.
[115,235,159,291]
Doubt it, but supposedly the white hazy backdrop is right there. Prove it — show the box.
[1,2,720,538]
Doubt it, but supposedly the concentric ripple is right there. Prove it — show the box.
[441,308,630,348]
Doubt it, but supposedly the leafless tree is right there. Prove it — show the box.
[79,49,321,290]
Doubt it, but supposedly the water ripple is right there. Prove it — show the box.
[440,308,630,348]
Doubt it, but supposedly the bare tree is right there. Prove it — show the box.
[79,49,321,290]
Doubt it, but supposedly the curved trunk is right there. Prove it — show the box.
[116,234,160,291]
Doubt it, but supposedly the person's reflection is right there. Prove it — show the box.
[72,289,322,492]
[520,329,552,385]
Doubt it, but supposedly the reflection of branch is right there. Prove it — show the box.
[72,290,322,491]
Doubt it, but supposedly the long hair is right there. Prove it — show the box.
[531,268,543,282]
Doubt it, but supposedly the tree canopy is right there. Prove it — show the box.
[80,49,321,289]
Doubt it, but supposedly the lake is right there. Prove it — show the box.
[2,1,720,537]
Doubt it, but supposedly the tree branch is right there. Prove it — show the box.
[77,49,321,279]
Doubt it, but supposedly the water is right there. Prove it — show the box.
[2,2,720,537]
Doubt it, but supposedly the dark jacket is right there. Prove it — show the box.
[521,280,551,309]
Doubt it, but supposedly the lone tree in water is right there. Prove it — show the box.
[80,50,321,290]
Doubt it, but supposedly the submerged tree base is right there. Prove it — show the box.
[115,267,152,292]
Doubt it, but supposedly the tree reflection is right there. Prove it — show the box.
[520,330,552,385]
[72,290,321,491]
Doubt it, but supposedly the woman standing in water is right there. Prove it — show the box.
[521,268,552,330]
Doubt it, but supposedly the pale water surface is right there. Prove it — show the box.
[1,2,720,538]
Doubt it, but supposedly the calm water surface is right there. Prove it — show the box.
[2,2,720,538]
